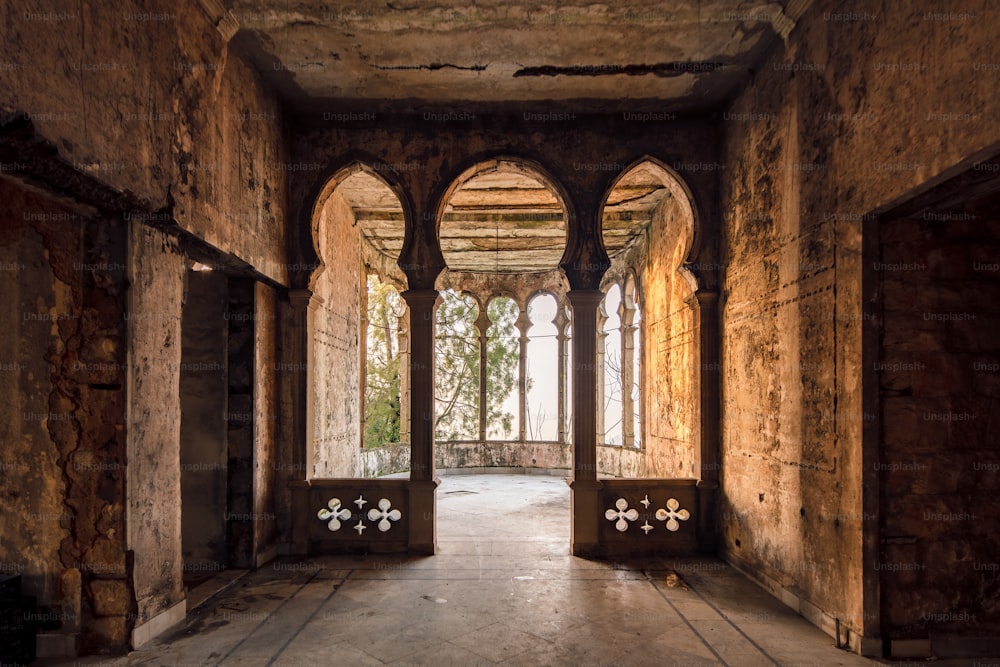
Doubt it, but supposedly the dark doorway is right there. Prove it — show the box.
[180,268,256,589]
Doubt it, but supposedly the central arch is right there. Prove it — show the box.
[432,157,574,473]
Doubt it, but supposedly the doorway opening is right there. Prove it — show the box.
[179,267,256,591]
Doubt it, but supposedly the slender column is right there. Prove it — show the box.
[516,305,530,441]
[621,299,636,448]
[555,305,568,443]
[476,307,489,442]
[695,289,720,551]
[595,304,608,444]
[397,305,410,445]
[287,289,312,556]
[359,270,369,448]
[287,289,313,479]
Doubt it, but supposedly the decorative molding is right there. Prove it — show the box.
[368,498,403,532]
[605,497,639,532]
[316,493,402,535]
[655,498,690,532]
[317,498,351,531]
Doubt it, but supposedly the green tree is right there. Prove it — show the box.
[364,275,402,448]
[434,291,519,441]
[484,296,520,439]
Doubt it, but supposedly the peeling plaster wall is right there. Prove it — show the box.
[0,178,131,653]
[0,0,289,285]
[642,199,700,478]
[311,192,362,477]
[719,0,1000,646]
[126,223,184,632]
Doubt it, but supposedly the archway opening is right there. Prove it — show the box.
[309,165,409,479]
[600,159,698,476]
[433,159,572,549]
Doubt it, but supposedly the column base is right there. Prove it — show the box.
[696,479,718,553]
[407,477,440,555]
[569,478,603,557]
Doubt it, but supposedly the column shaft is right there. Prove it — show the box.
[568,290,603,480]
[401,289,438,481]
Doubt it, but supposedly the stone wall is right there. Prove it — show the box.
[0,178,131,654]
[878,192,1000,642]
[310,191,362,477]
[126,223,185,643]
[0,0,289,285]
[719,0,1000,650]
[642,197,700,478]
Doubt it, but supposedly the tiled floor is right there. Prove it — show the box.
[59,474,885,666]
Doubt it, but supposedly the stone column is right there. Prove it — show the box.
[556,305,568,444]
[695,289,720,550]
[621,298,635,448]
[595,303,608,444]
[567,289,604,556]
[516,305,530,441]
[476,306,489,442]
[401,289,439,554]
[359,271,369,448]
[287,289,313,479]
[398,304,410,446]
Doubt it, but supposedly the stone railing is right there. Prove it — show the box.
[360,440,644,478]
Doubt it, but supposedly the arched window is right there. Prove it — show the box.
[485,296,519,440]
[526,293,559,441]
[434,290,480,441]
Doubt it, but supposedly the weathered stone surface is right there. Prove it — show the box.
[310,190,363,477]
[0,0,288,285]
[126,224,184,628]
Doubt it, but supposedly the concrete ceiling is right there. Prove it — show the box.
[338,162,666,273]
[226,0,802,113]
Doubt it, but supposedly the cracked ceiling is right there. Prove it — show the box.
[225,0,809,114]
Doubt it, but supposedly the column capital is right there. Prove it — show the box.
[566,289,605,309]
[694,289,720,306]
[400,288,439,309]
[287,288,313,309]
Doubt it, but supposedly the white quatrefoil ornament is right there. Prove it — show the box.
[317,498,352,532]
[605,498,640,532]
[367,498,402,532]
[654,498,691,532]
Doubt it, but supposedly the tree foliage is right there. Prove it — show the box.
[364,284,521,446]
[434,291,519,441]
[364,275,402,448]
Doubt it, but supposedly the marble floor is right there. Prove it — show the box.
[54,474,892,666]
